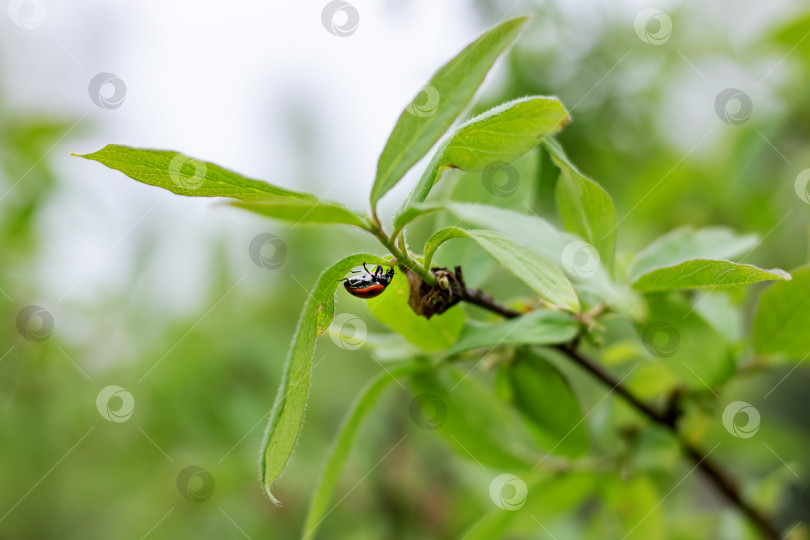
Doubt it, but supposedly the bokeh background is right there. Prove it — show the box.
[3,0,810,538]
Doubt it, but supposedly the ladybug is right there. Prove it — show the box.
[341,263,395,299]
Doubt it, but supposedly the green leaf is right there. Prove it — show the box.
[627,226,758,282]
[330,330,423,363]
[443,203,644,317]
[631,259,790,292]
[303,363,423,540]
[75,145,317,202]
[231,200,369,229]
[371,17,529,206]
[260,253,388,506]
[544,138,616,273]
[399,96,569,212]
[409,366,544,468]
[445,310,578,357]
[366,273,465,351]
[691,291,744,342]
[506,348,588,457]
[446,145,539,212]
[392,201,445,232]
[600,475,665,540]
[463,471,595,540]
[423,227,580,312]
[752,265,810,357]
[639,292,735,389]
[445,202,575,261]
[441,97,569,169]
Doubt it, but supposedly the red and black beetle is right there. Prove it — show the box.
[341,264,395,299]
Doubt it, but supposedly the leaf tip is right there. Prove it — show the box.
[72,146,111,161]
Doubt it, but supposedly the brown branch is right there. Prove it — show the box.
[451,277,781,540]
[556,345,780,540]
[458,286,523,319]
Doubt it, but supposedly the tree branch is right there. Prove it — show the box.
[456,286,782,540]
[458,285,523,319]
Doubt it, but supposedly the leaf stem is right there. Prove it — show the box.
[457,291,782,540]
[369,222,436,286]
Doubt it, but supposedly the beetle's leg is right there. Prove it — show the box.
[374,265,384,278]
[362,263,373,276]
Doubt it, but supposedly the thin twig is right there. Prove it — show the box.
[457,289,782,540]
[458,287,523,318]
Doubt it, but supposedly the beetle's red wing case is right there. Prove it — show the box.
[343,283,386,299]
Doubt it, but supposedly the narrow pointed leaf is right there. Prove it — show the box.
[443,203,643,317]
[544,138,616,273]
[446,202,576,262]
[423,227,579,312]
[303,363,423,539]
[631,259,790,292]
[260,253,388,505]
[75,145,318,202]
[441,96,569,169]
[398,96,570,213]
[371,16,529,205]
[628,226,759,282]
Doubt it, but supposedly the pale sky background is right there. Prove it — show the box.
[3,0,493,324]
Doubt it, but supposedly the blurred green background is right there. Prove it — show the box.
[3,1,810,539]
